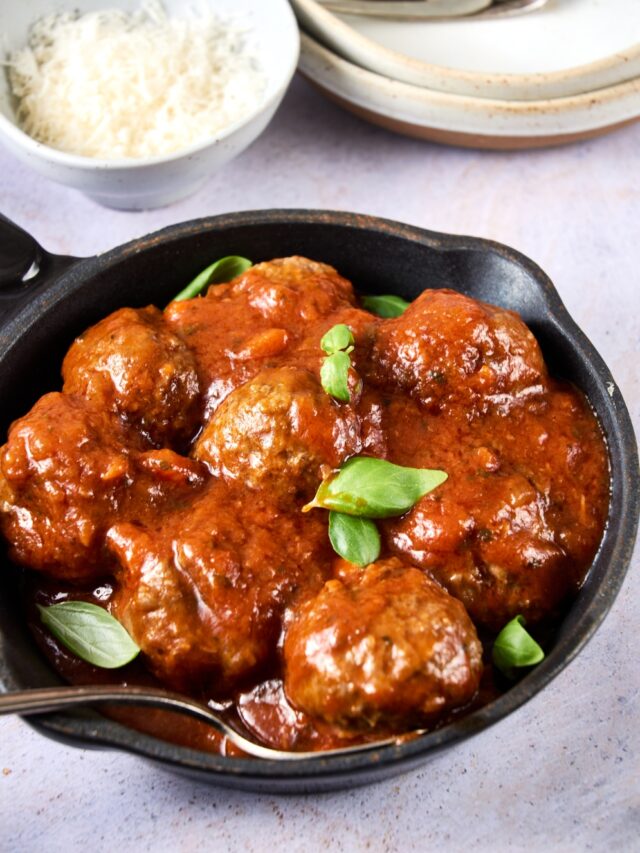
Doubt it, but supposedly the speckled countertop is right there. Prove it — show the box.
[1,77,638,852]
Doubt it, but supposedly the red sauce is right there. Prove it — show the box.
[0,257,609,754]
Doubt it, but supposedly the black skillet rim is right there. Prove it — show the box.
[0,209,637,786]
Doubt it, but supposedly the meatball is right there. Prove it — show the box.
[504,386,610,570]
[284,559,482,730]
[193,367,362,500]
[165,257,355,418]
[109,481,331,694]
[385,472,570,630]
[385,378,609,631]
[0,393,133,581]
[62,306,200,447]
[371,289,547,416]
[109,521,274,694]
[232,257,356,327]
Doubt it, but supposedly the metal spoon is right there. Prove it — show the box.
[317,0,548,21]
[318,0,491,18]
[0,684,413,761]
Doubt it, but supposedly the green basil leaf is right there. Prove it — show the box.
[305,456,447,518]
[320,351,351,402]
[492,615,545,678]
[172,255,252,302]
[361,294,410,318]
[38,602,140,669]
[329,511,381,566]
[320,324,355,355]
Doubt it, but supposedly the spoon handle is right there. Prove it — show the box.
[0,685,404,761]
[0,684,228,729]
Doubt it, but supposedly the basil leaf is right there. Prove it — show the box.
[329,511,381,566]
[172,255,252,302]
[320,351,351,402]
[38,602,140,669]
[492,615,545,678]
[305,457,447,518]
[362,294,410,318]
[320,324,355,355]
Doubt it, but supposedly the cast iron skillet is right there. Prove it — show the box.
[0,210,637,793]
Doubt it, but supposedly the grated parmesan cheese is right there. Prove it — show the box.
[7,1,267,160]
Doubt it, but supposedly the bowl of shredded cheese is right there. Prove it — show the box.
[0,0,299,209]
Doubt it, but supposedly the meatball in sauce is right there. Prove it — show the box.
[194,366,362,501]
[62,306,200,448]
[284,558,482,729]
[0,257,609,755]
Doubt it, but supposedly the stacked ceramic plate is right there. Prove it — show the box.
[292,0,640,148]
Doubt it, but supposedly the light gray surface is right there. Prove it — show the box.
[0,76,638,852]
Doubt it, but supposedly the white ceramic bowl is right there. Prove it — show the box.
[0,0,299,209]
[299,32,640,149]
[293,0,640,101]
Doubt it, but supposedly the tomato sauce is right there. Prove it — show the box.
[1,257,609,754]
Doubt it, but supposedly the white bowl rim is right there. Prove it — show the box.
[0,0,299,171]
[293,0,640,96]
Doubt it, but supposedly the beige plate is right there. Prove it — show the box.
[293,0,640,101]
[299,32,640,149]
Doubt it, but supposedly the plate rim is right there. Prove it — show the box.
[305,79,640,149]
[299,32,640,139]
[292,0,640,101]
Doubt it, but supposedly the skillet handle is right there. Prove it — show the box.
[0,213,80,329]
[0,213,42,287]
